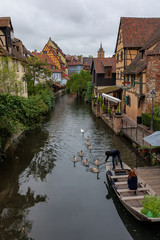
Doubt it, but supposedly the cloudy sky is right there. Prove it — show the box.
[0,0,160,57]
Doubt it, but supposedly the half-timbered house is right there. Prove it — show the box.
[123,25,160,121]
[0,17,31,97]
[115,17,160,118]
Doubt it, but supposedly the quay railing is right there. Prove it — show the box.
[121,119,150,146]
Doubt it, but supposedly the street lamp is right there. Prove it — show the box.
[150,90,156,132]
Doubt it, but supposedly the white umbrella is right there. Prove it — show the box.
[143,131,160,146]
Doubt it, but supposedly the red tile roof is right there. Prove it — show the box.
[102,57,116,72]
[115,17,160,51]
[0,17,13,29]
[93,57,116,74]
[93,58,104,73]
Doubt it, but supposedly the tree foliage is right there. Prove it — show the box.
[23,56,52,96]
[0,56,23,95]
[66,70,92,94]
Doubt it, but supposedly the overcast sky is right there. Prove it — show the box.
[0,0,160,57]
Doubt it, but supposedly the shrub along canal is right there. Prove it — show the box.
[1,94,160,240]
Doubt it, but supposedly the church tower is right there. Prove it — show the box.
[98,43,105,58]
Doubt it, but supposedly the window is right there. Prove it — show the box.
[117,53,119,61]
[105,67,112,78]
[131,74,135,86]
[121,51,123,60]
[126,95,131,106]
[43,51,47,54]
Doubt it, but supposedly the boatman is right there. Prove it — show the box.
[104,149,123,170]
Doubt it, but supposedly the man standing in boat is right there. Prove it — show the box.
[104,149,123,170]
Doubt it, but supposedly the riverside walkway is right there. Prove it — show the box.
[121,114,152,146]
[135,166,160,196]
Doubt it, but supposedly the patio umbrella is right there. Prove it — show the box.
[143,131,160,146]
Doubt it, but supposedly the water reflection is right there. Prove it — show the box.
[0,127,52,239]
[0,95,157,240]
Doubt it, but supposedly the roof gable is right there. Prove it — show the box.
[115,17,160,52]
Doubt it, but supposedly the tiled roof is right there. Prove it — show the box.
[0,17,13,29]
[83,57,93,67]
[116,17,160,51]
[93,58,104,73]
[93,57,116,74]
[32,51,54,65]
[140,25,160,51]
[123,53,146,74]
[49,38,66,58]
[102,57,116,72]
[68,60,83,66]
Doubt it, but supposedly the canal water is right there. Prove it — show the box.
[1,94,160,240]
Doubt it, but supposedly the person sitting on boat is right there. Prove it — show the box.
[103,149,123,170]
[128,169,138,194]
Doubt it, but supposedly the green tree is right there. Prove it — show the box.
[66,70,92,96]
[0,57,23,95]
[23,56,52,96]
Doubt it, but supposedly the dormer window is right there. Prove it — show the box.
[142,51,145,59]
[105,67,112,78]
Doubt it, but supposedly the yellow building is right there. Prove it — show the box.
[115,17,160,121]
[42,38,68,75]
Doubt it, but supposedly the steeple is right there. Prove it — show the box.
[98,42,105,58]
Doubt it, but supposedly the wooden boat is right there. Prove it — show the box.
[86,141,90,146]
[106,162,160,222]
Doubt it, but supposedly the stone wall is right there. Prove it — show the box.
[143,53,160,113]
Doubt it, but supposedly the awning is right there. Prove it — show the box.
[98,86,121,94]
[143,131,160,146]
[102,93,121,103]
[102,93,121,113]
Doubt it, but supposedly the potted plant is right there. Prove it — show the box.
[141,195,160,218]
[108,107,111,115]
[102,103,106,113]
[97,97,100,104]
[115,106,121,115]
[99,96,103,104]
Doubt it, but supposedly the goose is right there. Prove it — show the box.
[72,155,78,162]
[90,167,99,173]
[78,150,84,157]
[83,158,89,166]
[86,136,90,141]
[86,141,90,146]
[89,145,93,150]
[95,158,100,166]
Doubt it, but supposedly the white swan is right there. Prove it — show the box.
[81,129,84,133]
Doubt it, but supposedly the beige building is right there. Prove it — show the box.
[0,17,30,97]
[115,17,160,121]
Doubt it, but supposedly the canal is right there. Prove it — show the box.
[0,94,160,240]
